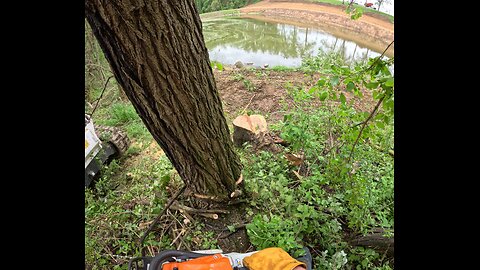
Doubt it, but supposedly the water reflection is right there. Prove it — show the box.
[203,17,388,67]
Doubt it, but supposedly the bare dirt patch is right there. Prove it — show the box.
[214,66,376,124]
[215,66,322,122]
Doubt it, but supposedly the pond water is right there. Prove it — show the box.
[202,16,392,68]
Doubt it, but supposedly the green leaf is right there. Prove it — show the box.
[319,91,328,101]
[308,86,317,94]
[385,78,394,87]
[330,76,339,86]
[285,195,293,204]
[353,87,362,98]
[365,82,379,89]
[340,93,346,104]
[227,225,235,233]
[383,98,394,111]
[317,79,326,87]
[383,114,390,124]
[376,121,385,129]
[346,81,355,91]
[263,215,269,222]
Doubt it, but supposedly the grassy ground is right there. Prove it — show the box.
[200,9,242,20]
[85,10,394,269]
[85,56,394,270]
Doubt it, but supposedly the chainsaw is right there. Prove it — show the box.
[128,248,313,270]
[129,189,313,270]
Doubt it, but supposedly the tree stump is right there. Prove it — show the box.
[232,114,284,153]
[232,114,268,147]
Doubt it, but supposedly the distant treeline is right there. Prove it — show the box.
[195,0,261,13]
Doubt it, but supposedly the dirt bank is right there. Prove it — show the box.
[240,0,394,54]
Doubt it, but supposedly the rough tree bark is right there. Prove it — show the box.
[85,0,242,201]
[349,228,394,258]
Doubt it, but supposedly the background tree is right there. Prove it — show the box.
[375,0,391,12]
[85,0,243,202]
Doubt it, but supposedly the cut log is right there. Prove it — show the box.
[349,229,394,258]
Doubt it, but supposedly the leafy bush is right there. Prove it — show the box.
[242,50,394,269]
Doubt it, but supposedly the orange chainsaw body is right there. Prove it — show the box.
[161,254,233,270]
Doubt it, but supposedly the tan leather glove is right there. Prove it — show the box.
[243,247,306,270]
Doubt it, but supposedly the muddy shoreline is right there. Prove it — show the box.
[239,0,394,54]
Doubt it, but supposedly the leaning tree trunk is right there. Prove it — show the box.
[85,0,242,201]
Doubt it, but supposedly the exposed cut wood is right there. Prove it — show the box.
[232,114,285,153]
[197,213,218,219]
[235,174,244,185]
[233,114,268,146]
[230,189,243,198]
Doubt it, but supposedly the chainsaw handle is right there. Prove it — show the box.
[148,250,211,270]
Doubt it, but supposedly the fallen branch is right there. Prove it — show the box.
[349,229,394,258]
[100,253,133,262]
[180,211,195,224]
[292,170,303,180]
[197,213,219,219]
[227,198,248,205]
[139,185,186,257]
[241,93,257,115]
[171,201,229,214]
[170,228,187,247]
[192,193,228,202]
[230,189,243,198]
[138,220,153,230]
[235,174,244,185]
[176,229,191,250]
